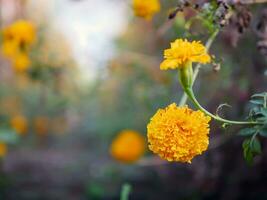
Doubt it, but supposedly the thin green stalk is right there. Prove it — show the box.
[120,183,132,200]
[184,87,262,125]
[179,29,219,106]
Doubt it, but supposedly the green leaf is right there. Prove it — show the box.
[250,137,261,154]
[86,183,105,199]
[259,127,267,137]
[255,117,267,122]
[244,148,253,164]
[0,129,19,144]
[251,93,267,98]
[260,108,267,116]
[239,128,256,136]
[242,138,250,149]
[250,99,265,106]
[242,136,262,165]
[242,139,253,164]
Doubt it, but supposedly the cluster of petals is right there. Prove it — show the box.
[160,39,211,70]
[147,103,211,163]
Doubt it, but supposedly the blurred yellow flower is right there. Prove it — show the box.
[11,115,28,135]
[1,41,18,58]
[2,20,36,46]
[1,20,36,72]
[0,143,7,157]
[133,0,160,20]
[110,130,146,163]
[160,39,211,70]
[13,53,31,72]
[34,116,49,136]
[147,103,211,163]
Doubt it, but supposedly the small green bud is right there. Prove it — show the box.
[178,61,193,89]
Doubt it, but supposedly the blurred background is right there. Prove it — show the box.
[0,0,267,199]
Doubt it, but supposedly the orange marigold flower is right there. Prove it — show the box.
[160,39,211,70]
[133,0,160,20]
[0,143,7,157]
[11,115,28,135]
[34,116,50,136]
[110,130,146,163]
[147,103,211,163]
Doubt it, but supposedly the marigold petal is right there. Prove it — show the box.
[160,59,180,70]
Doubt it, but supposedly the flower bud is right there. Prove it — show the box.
[178,61,193,89]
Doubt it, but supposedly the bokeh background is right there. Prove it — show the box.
[0,0,267,199]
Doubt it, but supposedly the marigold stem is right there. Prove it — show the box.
[184,87,262,125]
[179,29,219,106]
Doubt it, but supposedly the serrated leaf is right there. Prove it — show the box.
[250,137,261,154]
[242,139,253,164]
[244,147,253,164]
[260,108,267,116]
[256,117,267,122]
[250,108,261,116]
[250,99,265,105]
[242,138,250,149]
[239,128,256,136]
[251,93,267,98]
[258,124,267,137]
[242,136,262,165]
[259,128,267,137]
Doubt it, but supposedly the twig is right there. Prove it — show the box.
[240,0,267,4]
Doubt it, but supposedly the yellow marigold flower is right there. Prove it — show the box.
[13,53,31,72]
[2,20,36,45]
[160,39,211,70]
[1,40,18,58]
[34,116,49,136]
[11,115,28,135]
[110,130,146,163]
[0,143,7,157]
[1,20,35,72]
[133,0,160,20]
[147,103,211,163]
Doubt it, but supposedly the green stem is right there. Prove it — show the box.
[120,183,132,200]
[184,87,262,125]
[179,29,219,106]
